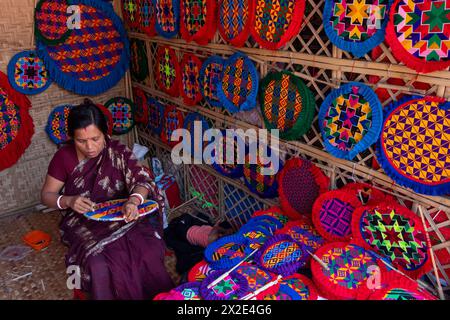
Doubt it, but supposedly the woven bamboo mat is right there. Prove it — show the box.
[0,211,180,300]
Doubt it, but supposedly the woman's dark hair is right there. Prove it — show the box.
[67,98,109,137]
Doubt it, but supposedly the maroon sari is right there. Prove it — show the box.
[54,138,174,299]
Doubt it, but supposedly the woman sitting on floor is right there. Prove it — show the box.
[40,99,174,300]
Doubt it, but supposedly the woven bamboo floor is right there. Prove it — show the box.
[0,210,180,300]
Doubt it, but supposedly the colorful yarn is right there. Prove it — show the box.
[180,53,203,106]
[259,71,315,140]
[386,0,450,73]
[324,0,393,57]
[217,52,259,114]
[376,96,450,196]
[312,190,361,242]
[351,201,432,279]
[45,104,73,145]
[154,0,180,38]
[0,71,34,172]
[7,50,51,95]
[200,55,225,108]
[187,225,213,248]
[36,0,130,95]
[105,97,136,135]
[180,0,217,45]
[84,198,159,221]
[319,82,383,160]
[278,157,330,220]
[251,0,306,49]
[254,234,309,276]
[34,0,71,45]
[155,45,180,97]
[218,0,254,47]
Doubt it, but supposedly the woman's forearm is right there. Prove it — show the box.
[41,192,72,209]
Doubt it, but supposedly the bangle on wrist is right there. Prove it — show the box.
[57,195,65,210]
[129,193,144,205]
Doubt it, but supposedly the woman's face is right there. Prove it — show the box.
[73,124,105,159]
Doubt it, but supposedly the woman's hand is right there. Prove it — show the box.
[123,200,140,223]
[65,196,96,214]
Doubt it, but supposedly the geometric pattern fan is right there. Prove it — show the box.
[132,86,148,124]
[323,0,393,57]
[35,0,130,95]
[180,53,203,106]
[377,96,450,196]
[155,45,180,97]
[259,71,315,140]
[251,0,307,49]
[180,0,217,45]
[7,50,52,95]
[137,0,157,37]
[351,201,433,279]
[0,71,34,171]
[218,0,254,47]
[146,95,164,135]
[130,38,149,82]
[104,97,136,135]
[154,0,180,38]
[200,55,225,108]
[319,82,383,160]
[34,0,72,46]
[45,104,73,145]
[160,104,184,147]
[386,0,450,73]
[122,0,140,29]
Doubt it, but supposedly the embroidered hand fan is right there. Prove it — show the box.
[246,214,284,234]
[235,263,278,296]
[34,0,71,46]
[276,220,325,260]
[36,0,130,95]
[386,0,450,73]
[199,270,250,300]
[7,50,51,95]
[182,112,210,160]
[45,104,73,144]
[130,38,149,83]
[95,104,114,136]
[217,52,259,114]
[323,0,393,57]
[200,55,225,108]
[218,0,254,47]
[257,274,319,300]
[154,0,180,38]
[319,82,383,160]
[160,105,184,147]
[243,145,281,199]
[163,282,202,300]
[180,0,217,45]
[254,234,309,276]
[146,95,164,135]
[312,190,361,242]
[252,206,290,226]
[377,96,450,196]
[155,45,180,97]
[237,223,272,249]
[180,53,203,106]
[351,201,432,279]
[188,260,215,282]
[84,198,159,221]
[278,157,330,220]
[137,0,157,36]
[211,129,244,178]
[356,271,438,300]
[122,0,140,29]
[259,71,315,140]
[132,87,148,124]
[105,97,136,135]
[251,0,306,50]
[311,242,380,300]
[204,234,252,270]
[341,182,389,205]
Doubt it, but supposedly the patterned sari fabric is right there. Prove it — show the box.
[324,0,393,57]
[386,0,450,73]
[57,137,172,299]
